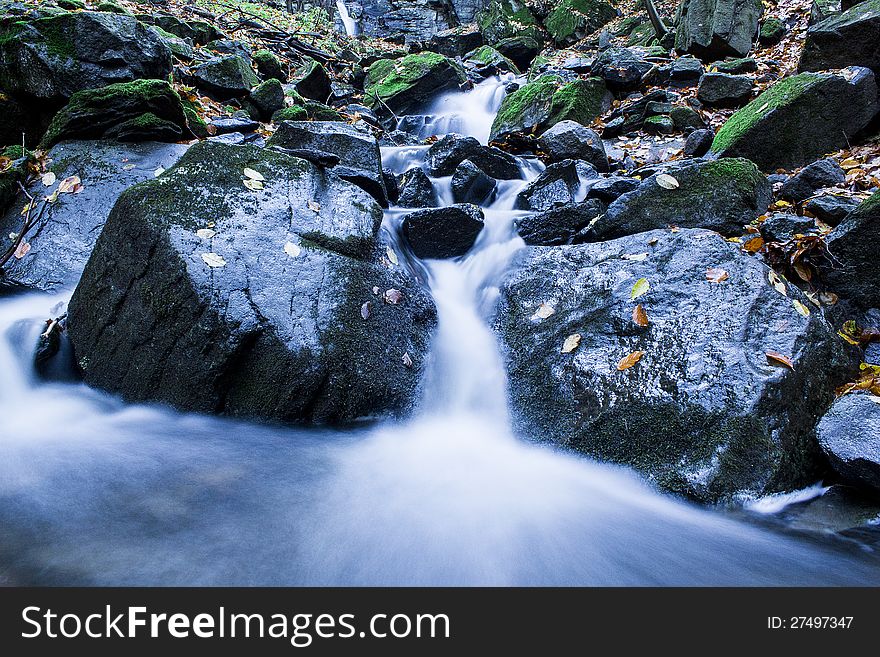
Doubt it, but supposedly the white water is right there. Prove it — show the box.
[1,77,879,585]
[335,0,358,37]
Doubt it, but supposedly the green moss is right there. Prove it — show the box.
[548,77,608,127]
[56,0,86,9]
[364,52,461,106]
[1,145,29,160]
[253,49,285,81]
[544,0,616,45]
[759,17,786,44]
[272,106,309,123]
[95,2,132,15]
[477,0,542,45]
[711,73,824,154]
[183,107,209,138]
[465,45,519,73]
[33,15,78,60]
[303,100,341,121]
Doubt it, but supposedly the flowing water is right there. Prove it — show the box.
[1,77,879,586]
[335,0,358,38]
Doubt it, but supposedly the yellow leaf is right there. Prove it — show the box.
[840,158,861,169]
[793,300,810,317]
[656,173,679,189]
[630,277,650,300]
[531,303,555,320]
[632,304,649,327]
[617,350,645,371]
[561,333,581,354]
[742,236,764,253]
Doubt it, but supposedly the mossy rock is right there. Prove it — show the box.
[669,105,705,131]
[292,58,332,102]
[56,0,86,9]
[489,75,612,143]
[95,2,132,15]
[249,78,285,121]
[799,0,880,74]
[183,107,209,139]
[464,45,520,74]
[253,49,286,82]
[272,106,309,123]
[152,15,221,45]
[711,68,879,170]
[543,0,617,47]
[303,101,342,121]
[477,0,544,45]
[185,55,260,101]
[148,25,194,59]
[758,17,786,45]
[41,79,191,147]
[364,52,466,117]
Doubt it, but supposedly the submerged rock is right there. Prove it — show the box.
[67,141,435,424]
[0,140,189,292]
[710,67,879,171]
[494,228,855,502]
[817,393,880,494]
[401,204,484,259]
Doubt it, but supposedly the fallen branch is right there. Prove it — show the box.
[0,182,49,271]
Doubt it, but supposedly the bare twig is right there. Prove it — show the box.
[0,182,49,270]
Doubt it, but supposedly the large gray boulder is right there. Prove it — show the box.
[0,140,189,293]
[184,55,259,101]
[494,228,856,502]
[588,158,772,240]
[364,52,466,117]
[710,67,879,171]
[401,204,484,258]
[824,190,880,307]
[799,0,880,74]
[67,142,436,424]
[538,120,608,171]
[0,11,172,104]
[675,0,764,60]
[817,393,880,494]
[267,121,388,207]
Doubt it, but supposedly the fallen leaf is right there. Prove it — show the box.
[647,237,659,246]
[284,241,301,257]
[154,166,165,177]
[122,163,136,171]
[57,175,80,194]
[307,200,320,212]
[706,267,728,283]
[793,262,812,282]
[838,331,860,346]
[196,228,215,240]
[243,178,263,191]
[622,252,649,261]
[632,304,649,327]
[384,288,403,305]
[13,241,30,259]
[243,167,264,181]
[401,352,413,368]
[630,277,650,300]
[46,190,58,204]
[840,158,861,169]
[742,236,764,253]
[20,201,33,216]
[385,245,399,266]
[41,171,56,186]
[561,333,581,354]
[531,303,555,320]
[768,270,787,295]
[656,173,679,190]
[617,350,645,371]
[372,286,380,295]
[793,300,810,317]
[201,252,227,268]
[766,351,794,370]
[818,291,838,306]
[360,301,371,320]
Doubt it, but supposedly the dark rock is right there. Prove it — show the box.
[253,49,286,83]
[425,134,521,179]
[465,45,519,74]
[0,92,42,146]
[643,115,675,134]
[210,116,259,134]
[66,141,435,424]
[355,0,455,43]
[383,168,399,205]
[825,190,880,307]
[538,121,608,171]
[249,79,285,121]
[0,11,172,104]
[670,56,704,81]
[710,67,879,171]
[365,52,466,117]
[205,39,252,61]
[712,57,758,74]
[478,0,543,46]
[379,130,421,147]
[152,15,221,45]
[185,55,259,101]
[759,213,817,242]
[697,72,754,106]
[401,204,484,258]
[493,228,855,502]
[267,121,388,207]
[683,128,715,157]
[275,148,340,169]
[804,194,860,226]
[427,24,483,58]
[0,146,29,216]
[675,0,764,60]
[810,0,841,25]
[206,131,248,145]
[292,58,333,103]
[817,393,880,494]
[489,75,612,143]
[0,140,188,292]
[494,36,540,71]
[587,176,641,202]
[397,167,437,208]
[779,158,846,202]
[589,158,772,240]
[600,89,670,138]
[515,160,598,212]
[544,0,617,47]
[799,0,880,74]
[591,47,654,92]
[669,105,706,131]
[40,79,191,148]
[515,199,604,245]
[759,17,786,45]
[451,160,496,205]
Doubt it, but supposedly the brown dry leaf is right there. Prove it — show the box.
[706,267,729,283]
[13,241,30,259]
[766,351,794,370]
[742,236,764,253]
[793,262,812,282]
[632,304,649,327]
[617,350,645,371]
[561,333,581,354]
[57,175,80,194]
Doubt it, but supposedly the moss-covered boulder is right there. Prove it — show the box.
[758,17,786,45]
[464,45,519,74]
[0,11,172,103]
[151,15,222,45]
[489,75,611,143]
[543,0,617,47]
[184,55,259,101]
[477,0,544,45]
[253,49,286,82]
[798,0,880,74]
[364,52,466,117]
[675,0,764,60]
[247,78,285,122]
[587,158,772,240]
[292,58,332,102]
[710,67,879,171]
[493,228,856,502]
[148,25,194,60]
[824,190,880,307]
[66,141,436,424]
[95,1,132,15]
[272,106,309,123]
[41,79,192,147]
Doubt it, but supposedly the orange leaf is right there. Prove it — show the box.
[742,236,764,253]
[706,267,729,283]
[617,350,645,371]
[766,351,794,370]
[632,304,649,327]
